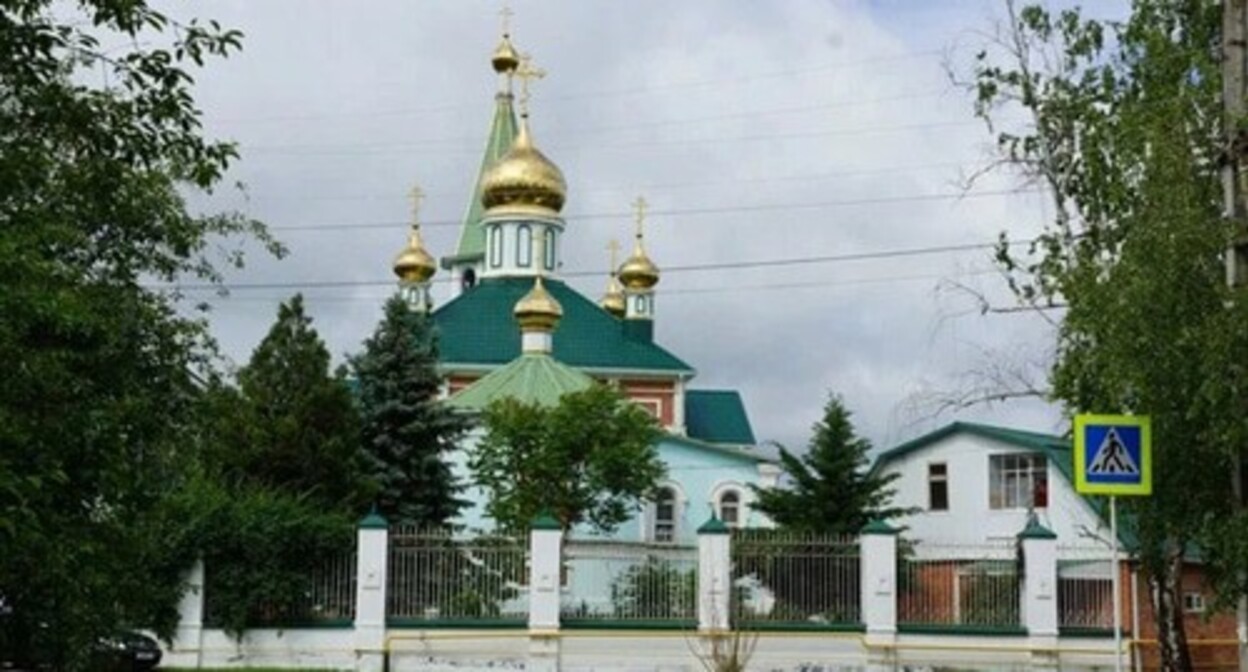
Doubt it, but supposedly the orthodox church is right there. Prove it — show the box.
[389,24,776,542]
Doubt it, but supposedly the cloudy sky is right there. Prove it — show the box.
[163,0,1074,451]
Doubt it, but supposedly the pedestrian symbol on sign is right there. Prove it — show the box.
[1088,428,1139,475]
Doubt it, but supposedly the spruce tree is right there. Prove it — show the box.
[750,394,905,533]
[210,294,369,510]
[350,295,470,527]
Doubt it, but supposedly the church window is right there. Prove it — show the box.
[544,229,556,270]
[988,454,1047,510]
[654,487,677,543]
[633,295,647,316]
[489,228,502,268]
[928,463,948,511]
[517,225,532,267]
[718,490,741,527]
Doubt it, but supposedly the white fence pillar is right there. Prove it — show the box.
[697,515,732,632]
[1019,516,1059,668]
[528,513,563,631]
[354,509,389,672]
[861,520,898,672]
[164,558,205,668]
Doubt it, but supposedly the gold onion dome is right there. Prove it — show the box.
[600,275,626,317]
[492,34,521,73]
[619,241,660,290]
[480,120,567,214]
[393,227,436,282]
[514,275,563,332]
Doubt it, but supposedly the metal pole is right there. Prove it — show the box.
[1112,496,1124,672]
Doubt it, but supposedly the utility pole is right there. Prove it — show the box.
[1220,3,1248,672]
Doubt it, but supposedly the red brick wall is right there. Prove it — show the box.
[1130,564,1239,672]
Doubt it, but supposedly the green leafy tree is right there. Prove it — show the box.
[351,295,470,526]
[206,294,370,509]
[968,2,1248,669]
[472,384,665,532]
[0,1,276,668]
[750,394,907,533]
[610,556,697,619]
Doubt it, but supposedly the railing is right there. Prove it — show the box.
[204,551,357,627]
[1058,545,1116,631]
[731,530,860,627]
[387,526,528,625]
[560,540,697,625]
[898,540,1021,630]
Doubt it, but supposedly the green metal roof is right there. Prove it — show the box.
[685,390,755,445]
[447,353,594,411]
[444,93,518,266]
[433,277,693,373]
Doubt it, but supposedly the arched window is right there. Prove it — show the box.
[544,230,557,270]
[653,487,677,543]
[517,225,532,267]
[489,228,502,268]
[718,490,741,527]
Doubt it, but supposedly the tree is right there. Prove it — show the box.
[750,394,907,533]
[206,294,370,510]
[0,1,276,667]
[472,383,665,532]
[967,2,1248,669]
[351,295,470,527]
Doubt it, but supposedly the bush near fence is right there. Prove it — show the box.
[203,552,357,628]
[560,540,698,623]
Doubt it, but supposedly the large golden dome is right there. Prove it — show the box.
[481,120,566,214]
[393,227,436,283]
[515,275,563,331]
[619,239,659,290]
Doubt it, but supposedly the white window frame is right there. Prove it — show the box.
[517,224,532,268]
[988,453,1048,510]
[1183,591,1206,614]
[718,489,742,527]
[928,462,949,511]
[488,227,503,268]
[649,484,684,544]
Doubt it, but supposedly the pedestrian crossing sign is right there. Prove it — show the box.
[1074,414,1152,496]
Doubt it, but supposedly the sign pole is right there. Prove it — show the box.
[1112,495,1123,672]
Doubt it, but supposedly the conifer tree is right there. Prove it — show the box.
[350,295,470,526]
[750,394,905,533]
[208,294,369,510]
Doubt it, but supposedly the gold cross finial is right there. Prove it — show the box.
[407,184,425,227]
[499,5,514,35]
[516,53,546,116]
[632,196,649,239]
[607,239,621,269]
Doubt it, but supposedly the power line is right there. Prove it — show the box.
[264,188,1042,232]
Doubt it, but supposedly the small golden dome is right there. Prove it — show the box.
[514,275,563,331]
[481,119,567,214]
[600,274,626,317]
[393,227,436,283]
[492,34,520,73]
[619,239,659,290]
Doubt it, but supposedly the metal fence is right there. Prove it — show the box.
[387,526,528,624]
[731,530,861,627]
[1057,545,1116,630]
[204,551,357,627]
[560,540,698,624]
[898,540,1021,629]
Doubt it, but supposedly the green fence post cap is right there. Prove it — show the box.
[697,514,730,535]
[1017,513,1057,540]
[358,505,388,530]
[531,511,561,531]
[861,519,898,535]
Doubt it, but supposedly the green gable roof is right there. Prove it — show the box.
[685,390,755,445]
[448,353,594,410]
[444,93,518,266]
[433,277,693,374]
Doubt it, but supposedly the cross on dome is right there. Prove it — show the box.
[516,53,546,116]
[407,184,426,227]
[632,196,649,240]
[499,5,513,35]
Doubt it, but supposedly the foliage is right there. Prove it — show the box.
[968,1,1247,669]
[750,394,909,534]
[472,383,665,532]
[204,295,371,510]
[351,295,470,527]
[610,556,697,619]
[388,529,525,621]
[0,1,277,667]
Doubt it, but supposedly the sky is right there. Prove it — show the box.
[159,0,1072,451]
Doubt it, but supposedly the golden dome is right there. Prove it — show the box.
[619,238,659,290]
[492,34,520,73]
[393,227,436,283]
[600,274,626,317]
[514,275,563,331]
[480,119,567,214]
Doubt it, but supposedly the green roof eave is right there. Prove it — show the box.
[448,353,595,411]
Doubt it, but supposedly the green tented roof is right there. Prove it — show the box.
[444,93,518,266]
[433,277,693,373]
[447,353,594,410]
[685,390,755,445]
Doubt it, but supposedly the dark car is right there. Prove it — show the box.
[94,631,162,672]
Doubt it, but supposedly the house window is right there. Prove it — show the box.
[654,487,676,543]
[1184,592,1206,614]
[489,228,502,268]
[718,490,741,527]
[928,463,949,511]
[989,454,1048,510]
[517,225,532,267]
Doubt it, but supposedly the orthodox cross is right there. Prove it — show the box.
[407,184,425,228]
[632,195,649,240]
[499,5,513,36]
[516,53,546,116]
[607,239,621,272]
